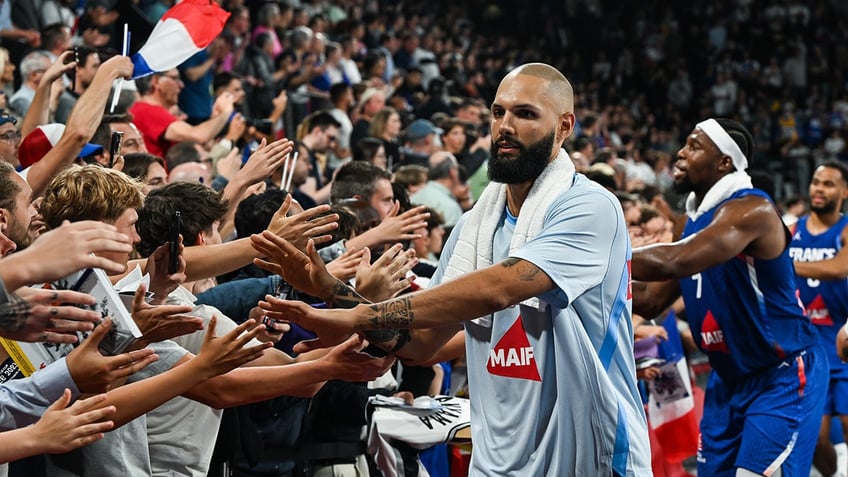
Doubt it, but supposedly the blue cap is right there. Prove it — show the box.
[404,119,443,141]
[0,111,17,127]
[78,143,104,159]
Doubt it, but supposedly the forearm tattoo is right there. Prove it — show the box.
[0,294,31,333]
[328,279,370,309]
[501,258,542,281]
[367,296,414,330]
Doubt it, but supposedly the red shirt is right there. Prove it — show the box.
[129,101,178,158]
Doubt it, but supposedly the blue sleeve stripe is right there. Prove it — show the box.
[612,401,630,477]
[599,265,631,370]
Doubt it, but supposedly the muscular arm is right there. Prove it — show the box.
[632,196,786,281]
[794,224,848,280]
[631,280,681,320]
[344,257,553,361]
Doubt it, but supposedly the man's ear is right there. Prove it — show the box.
[718,155,735,174]
[195,232,205,246]
[0,208,9,231]
[559,112,576,144]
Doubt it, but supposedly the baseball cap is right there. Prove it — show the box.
[19,123,104,168]
[0,110,17,127]
[404,119,443,141]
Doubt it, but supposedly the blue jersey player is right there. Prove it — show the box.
[791,160,848,476]
[632,118,827,477]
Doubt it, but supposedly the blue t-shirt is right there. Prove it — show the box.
[790,214,848,378]
[680,188,819,380]
[178,50,213,120]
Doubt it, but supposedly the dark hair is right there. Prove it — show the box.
[135,75,153,95]
[234,189,287,239]
[123,153,165,182]
[331,161,392,204]
[165,141,201,171]
[632,185,662,203]
[136,182,229,257]
[40,23,69,51]
[323,205,361,244]
[335,199,379,233]
[306,110,342,131]
[76,46,99,68]
[352,137,383,163]
[392,182,411,213]
[715,118,754,166]
[783,195,806,208]
[213,71,242,94]
[329,82,351,104]
[574,135,594,151]
[585,169,617,191]
[90,121,112,154]
[818,160,848,186]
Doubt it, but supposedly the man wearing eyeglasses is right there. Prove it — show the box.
[0,112,19,168]
[129,68,235,158]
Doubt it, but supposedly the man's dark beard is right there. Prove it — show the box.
[488,130,555,184]
[672,176,693,195]
[810,199,838,215]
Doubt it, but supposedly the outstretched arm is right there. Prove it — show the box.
[85,317,270,427]
[0,391,115,463]
[632,195,785,281]
[259,256,553,361]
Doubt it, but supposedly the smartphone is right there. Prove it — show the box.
[168,211,181,274]
[109,131,123,168]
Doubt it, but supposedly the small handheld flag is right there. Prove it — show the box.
[130,0,230,79]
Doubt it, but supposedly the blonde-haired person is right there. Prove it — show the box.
[367,106,402,170]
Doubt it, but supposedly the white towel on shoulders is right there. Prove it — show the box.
[684,171,752,221]
[442,148,576,310]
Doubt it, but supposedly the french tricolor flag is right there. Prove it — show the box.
[647,311,699,470]
[131,0,230,79]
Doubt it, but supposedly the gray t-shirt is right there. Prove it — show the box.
[431,176,651,476]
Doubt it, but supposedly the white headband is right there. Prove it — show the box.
[696,118,748,171]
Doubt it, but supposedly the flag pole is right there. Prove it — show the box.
[285,151,298,192]
[109,24,129,113]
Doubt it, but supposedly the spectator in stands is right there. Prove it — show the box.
[129,69,235,157]
[55,46,100,124]
[367,106,402,170]
[351,137,387,170]
[9,51,50,117]
[410,151,463,228]
[122,152,167,194]
[399,118,441,167]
